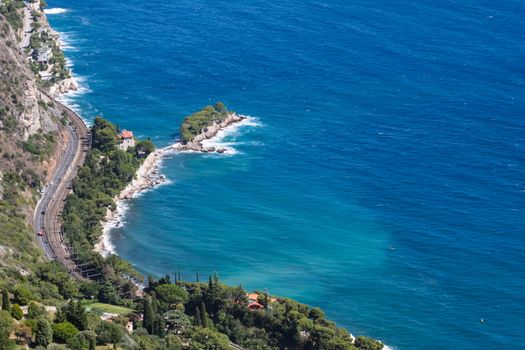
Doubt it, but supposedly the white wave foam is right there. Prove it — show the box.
[97,153,171,257]
[55,77,91,118]
[97,201,130,257]
[55,31,80,52]
[201,115,262,155]
[44,8,69,15]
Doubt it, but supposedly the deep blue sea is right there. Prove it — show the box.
[46,0,525,348]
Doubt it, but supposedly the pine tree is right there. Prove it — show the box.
[1,290,10,312]
[55,308,66,323]
[64,300,88,330]
[143,297,154,334]
[193,306,201,327]
[208,276,213,290]
[74,301,88,331]
[200,302,208,328]
[35,318,52,347]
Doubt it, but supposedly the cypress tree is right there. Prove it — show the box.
[1,290,10,312]
[151,293,158,314]
[200,302,208,328]
[143,298,154,334]
[153,315,166,337]
[193,306,201,327]
[208,276,213,290]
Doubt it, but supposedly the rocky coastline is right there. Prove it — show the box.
[95,113,246,256]
[22,2,79,97]
[176,113,246,153]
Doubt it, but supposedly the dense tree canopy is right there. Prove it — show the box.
[52,322,79,343]
[62,117,151,301]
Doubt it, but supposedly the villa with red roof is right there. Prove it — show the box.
[246,292,277,311]
[118,129,135,151]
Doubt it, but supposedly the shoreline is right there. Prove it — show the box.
[31,8,392,350]
[23,3,80,97]
[95,113,250,256]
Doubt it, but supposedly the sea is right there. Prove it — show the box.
[45,0,525,348]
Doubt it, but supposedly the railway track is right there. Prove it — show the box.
[33,93,91,281]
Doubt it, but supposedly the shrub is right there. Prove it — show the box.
[0,310,15,350]
[95,321,123,346]
[13,285,33,305]
[68,330,96,350]
[10,304,22,320]
[355,336,383,350]
[52,321,79,343]
[27,302,46,319]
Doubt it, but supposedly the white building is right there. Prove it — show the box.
[118,129,135,151]
[36,46,52,64]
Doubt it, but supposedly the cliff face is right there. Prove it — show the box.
[0,11,66,188]
[0,10,66,275]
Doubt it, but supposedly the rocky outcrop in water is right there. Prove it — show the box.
[181,113,246,153]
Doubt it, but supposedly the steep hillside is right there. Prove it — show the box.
[0,9,67,284]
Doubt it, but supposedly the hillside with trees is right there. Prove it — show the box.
[0,6,385,350]
[0,1,68,293]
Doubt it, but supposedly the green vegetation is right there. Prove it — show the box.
[112,274,383,350]
[50,46,71,80]
[180,102,229,142]
[19,131,56,160]
[2,289,10,311]
[35,317,53,347]
[0,172,44,282]
[0,0,24,31]
[61,117,153,303]
[52,321,79,343]
[10,304,22,320]
[0,25,385,346]
[0,310,15,350]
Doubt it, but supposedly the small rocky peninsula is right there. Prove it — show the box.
[180,112,246,153]
[176,102,245,153]
[97,103,247,255]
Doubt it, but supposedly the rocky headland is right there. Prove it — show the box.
[178,113,246,153]
[96,110,246,256]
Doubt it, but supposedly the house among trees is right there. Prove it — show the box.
[246,292,277,311]
[118,129,135,151]
[36,46,52,64]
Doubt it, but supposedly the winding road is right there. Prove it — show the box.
[32,95,90,280]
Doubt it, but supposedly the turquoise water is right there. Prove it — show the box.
[47,0,525,348]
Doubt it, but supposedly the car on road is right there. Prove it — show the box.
[37,229,45,237]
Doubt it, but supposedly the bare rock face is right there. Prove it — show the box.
[49,77,79,96]
[0,170,3,200]
[0,13,66,188]
[0,14,63,140]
